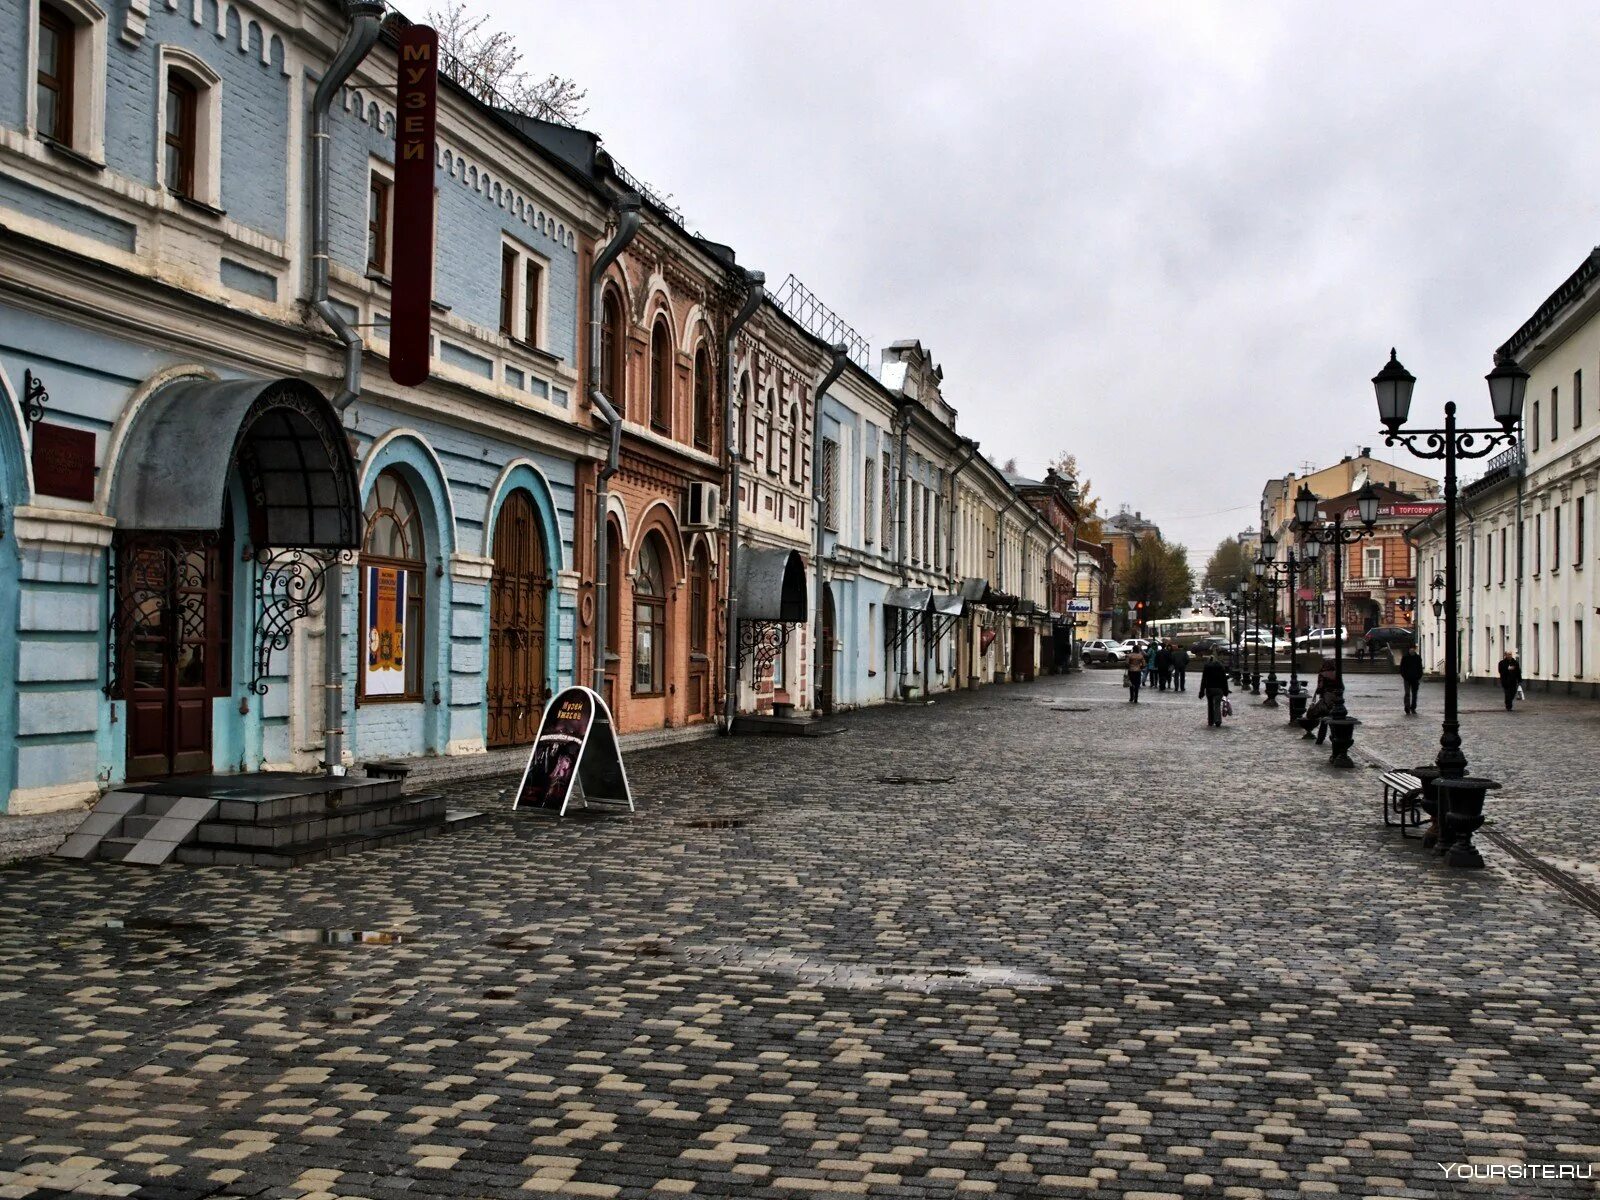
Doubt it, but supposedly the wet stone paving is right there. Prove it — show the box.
[2,670,1600,1199]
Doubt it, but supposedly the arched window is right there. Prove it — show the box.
[605,519,622,663]
[649,318,671,432]
[689,543,710,654]
[738,374,751,462]
[692,344,713,451]
[600,288,623,410]
[765,389,780,476]
[633,534,667,695]
[361,469,425,701]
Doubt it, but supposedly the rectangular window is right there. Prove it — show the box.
[523,259,541,347]
[881,453,892,550]
[367,174,390,273]
[499,244,517,335]
[1578,496,1586,565]
[1533,400,1541,450]
[1500,527,1507,584]
[1576,370,1584,429]
[1533,623,1541,674]
[933,494,943,568]
[1551,386,1559,440]
[1577,620,1585,678]
[1535,513,1542,574]
[1364,546,1382,579]
[1553,623,1561,677]
[864,457,876,545]
[1554,506,1562,571]
[1483,534,1491,587]
[922,489,932,564]
[37,4,74,145]
[910,482,922,564]
[164,74,198,198]
[868,603,878,674]
[821,439,839,532]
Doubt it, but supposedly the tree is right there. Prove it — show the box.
[429,2,589,124]
[1122,537,1192,624]
[1203,538,1250,596]
[1047,451,1103,542]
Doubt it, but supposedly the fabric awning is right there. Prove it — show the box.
[884,586,933,612]
[109,376,360,548]
[737,547,808,622]
[932,593,965,618]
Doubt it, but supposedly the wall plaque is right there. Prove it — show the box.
[31,423,96,501]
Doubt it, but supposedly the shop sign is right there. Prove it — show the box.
[1067,598,1092,612]
[363,565,407,696]
[31,423,95,501]
[389,24,439,387]
[513,686,633,816]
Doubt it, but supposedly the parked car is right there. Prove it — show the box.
[1190,635,1231,658]
[1363,626,1417,654]
[1238,628,1293,652]
[1081,639,1129,666]
[1294,626,1348,651]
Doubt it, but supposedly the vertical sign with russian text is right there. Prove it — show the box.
[389,25,438,387]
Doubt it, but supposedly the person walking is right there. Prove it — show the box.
[1125,644,1146,703]
[1155,642,1173,692]
[1172,644,1190,692]
[1199,657,1230,726]
[1498,649,1522,711]
[1141,641,1155,687]
[1399,646,1423,715]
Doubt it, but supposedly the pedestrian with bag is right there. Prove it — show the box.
[1172,644,1190,692]
[1125,644,1146,703]
[1399,646,1424,715]
[1498,649,1522,711]
[1199,657,1230,726]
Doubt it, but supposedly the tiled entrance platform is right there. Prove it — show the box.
[53,773,481,867]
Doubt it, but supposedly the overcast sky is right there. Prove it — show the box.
[481,0,1600,562]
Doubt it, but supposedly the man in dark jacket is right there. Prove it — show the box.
[1399,647,1424,714]
[1199,658,1230,726]
[1498,650,1522,711]
[1172,645,1191,692]
[1154,643,1173,691]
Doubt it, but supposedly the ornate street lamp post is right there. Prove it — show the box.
[1254,531,1298,711]
[1295,481,1379,767]
[1374,349,1526,866]
[1229,584,1246,682]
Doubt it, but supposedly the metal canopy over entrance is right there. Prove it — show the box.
[884,586,932,655]
[930,592,965,641]
[111,377,360,550]
[736,547,809,678]
[106,377,362,777]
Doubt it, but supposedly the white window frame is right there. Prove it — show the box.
[499,234,550,349]
[28,0,108,162]
[156,45,223,210]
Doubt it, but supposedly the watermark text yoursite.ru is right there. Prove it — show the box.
[1438,1162,1595,1182]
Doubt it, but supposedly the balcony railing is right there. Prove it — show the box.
[1465,444,1524,498]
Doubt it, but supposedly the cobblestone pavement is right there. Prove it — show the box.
[3,671,1599,1199]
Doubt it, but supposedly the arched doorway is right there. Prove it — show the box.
[687,542,711,720]
[488,489,550,747]
[819,584,837,714]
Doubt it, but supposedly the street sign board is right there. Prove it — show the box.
[1067,598,1092,612]
[390,25,439,387]
[512,686,633,816]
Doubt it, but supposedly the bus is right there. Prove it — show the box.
[1145,615,1230,647]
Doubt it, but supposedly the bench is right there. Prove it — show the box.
[1380,769,1426,836]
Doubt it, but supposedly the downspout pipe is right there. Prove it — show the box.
[588,195,643,695]
[809,344,850,715]
[719,270,765,732]
[308,0,384,777]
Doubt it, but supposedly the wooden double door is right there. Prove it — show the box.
[121,532,231,780]
[487,490,551,747]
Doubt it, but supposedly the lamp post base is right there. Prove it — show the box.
[1325,716,1359,768]
[1287,684,1307,725]
[1434,776,1501,868]
[1263,675,1280,707]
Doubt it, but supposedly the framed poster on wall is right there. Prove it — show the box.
[364,564,408,697]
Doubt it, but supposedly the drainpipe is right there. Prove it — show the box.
[308,0,384,776]
[588,196,643,695]
[944,439,979,690]
[719,270,765,732]
[995,496,1020,679]
[809,344,850,715]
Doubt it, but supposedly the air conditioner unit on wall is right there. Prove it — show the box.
[683,481,722,530]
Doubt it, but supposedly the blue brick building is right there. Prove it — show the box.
[0,0,609,817]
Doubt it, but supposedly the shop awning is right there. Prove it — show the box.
[110,376,360,548]
[737,547,808,622]
[884,586,933,612]
[932,593,965,618]
[984,588,1019,611]
[959,577,990,603]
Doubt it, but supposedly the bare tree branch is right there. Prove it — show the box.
[427,1,589,125]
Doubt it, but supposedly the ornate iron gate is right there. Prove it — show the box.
[488,490,550,747]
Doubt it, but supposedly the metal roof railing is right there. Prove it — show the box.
[773,274,870,370]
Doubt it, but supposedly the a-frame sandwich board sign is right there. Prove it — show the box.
[511,685,634,816]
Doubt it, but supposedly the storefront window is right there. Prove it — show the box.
[361,470,425,701]
[633,535,666,694]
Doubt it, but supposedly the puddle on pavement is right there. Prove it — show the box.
[682,817,747,829]
[682,944,1057,992]
[102,917,218,933]
[877,775,955,785]
[1051,706,1091,713]
[278,929,405,945]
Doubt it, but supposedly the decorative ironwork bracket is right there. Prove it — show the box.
[1382,427,1516,463]
[250,547,352,696]
[737,618,792,679]
[22,369,48,431]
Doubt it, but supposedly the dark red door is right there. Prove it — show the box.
[123,535,226,780]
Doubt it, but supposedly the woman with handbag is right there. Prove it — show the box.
[1125,645,1147,703]
[1199,657,1230,726]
